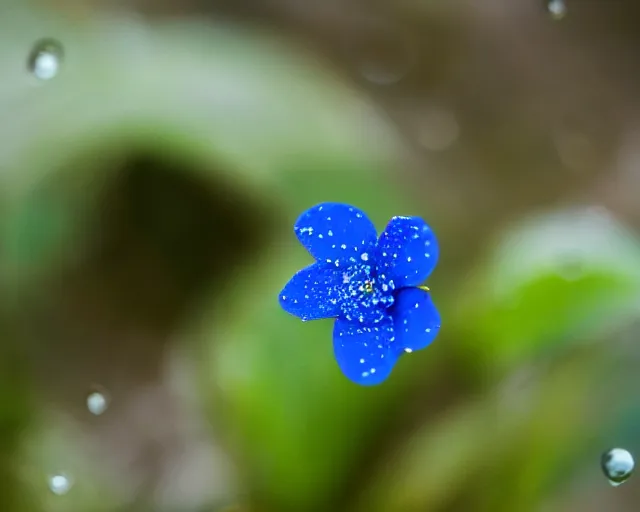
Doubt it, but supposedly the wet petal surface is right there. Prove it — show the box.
[333,316,398,385]
[294,203,378,263]
[377,216,439,287]
[391,287,440,356]
[279,263,344,321]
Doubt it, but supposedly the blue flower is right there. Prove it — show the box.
[279,202,441,386]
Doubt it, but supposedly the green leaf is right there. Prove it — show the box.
[453,207,640,374]
[0,4,401,290]
[0,4,406,511]
[191,171,420,510]
[354,350,616,512]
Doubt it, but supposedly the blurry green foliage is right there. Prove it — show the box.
[2,2,640,512]
[455,208,640,376]
[0,3,407,511]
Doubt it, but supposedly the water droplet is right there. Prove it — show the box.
[28,39,63,80]
[601,448,634,486]
[48,473,72,495]
[86,390,109,416]
[547,0,567,20]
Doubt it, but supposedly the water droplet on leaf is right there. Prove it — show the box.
[87,390,109,415]
[601,448,634,486]
[28,39,63,80]
[547,0,567,20]
[48,473,72,495]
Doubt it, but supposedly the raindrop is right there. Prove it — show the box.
[86,390,109,416]
[28,39,63,80]
[547,0,567,20]
[48,473,72,495]
[601,448,634,486]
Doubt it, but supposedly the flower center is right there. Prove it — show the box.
[339,264,394,324]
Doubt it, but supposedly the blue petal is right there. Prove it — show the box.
[294,203,378,264]
[333,316,398,385]
[391,287,440,356]
[377,216,439,287]
[279,263,344,321]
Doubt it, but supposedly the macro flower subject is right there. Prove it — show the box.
[279,202,441,385]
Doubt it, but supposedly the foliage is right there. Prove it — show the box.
[2,2,640,512]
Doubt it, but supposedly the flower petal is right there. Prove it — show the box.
[333,316,398,385]
[279,263,344,321]
[294,203,378,263]
[377,216,439,287]
[391,287,440,356]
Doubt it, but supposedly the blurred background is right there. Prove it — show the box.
[2,0,640,510]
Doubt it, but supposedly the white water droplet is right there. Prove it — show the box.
[87,390,109,415]
[28,39,63,80]
[48,473,72,495]
[547,0,567,20]
[601,448,634,486]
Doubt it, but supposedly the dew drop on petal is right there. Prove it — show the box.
[28,39,63,80]
[87,390,109,415]
[48,473,72,495]
[546,0,567,20]
[601,448,634,486]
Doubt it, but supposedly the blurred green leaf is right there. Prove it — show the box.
[352,207,640,512]
[192,167,429,510]
[355,349,618,512]
[0,4,405,511]
[0,4,401,290]
[0,332,33,512]
[453,207,640,375]
[18,419,126,512]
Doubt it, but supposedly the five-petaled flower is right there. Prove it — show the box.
[278,202,441,386]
